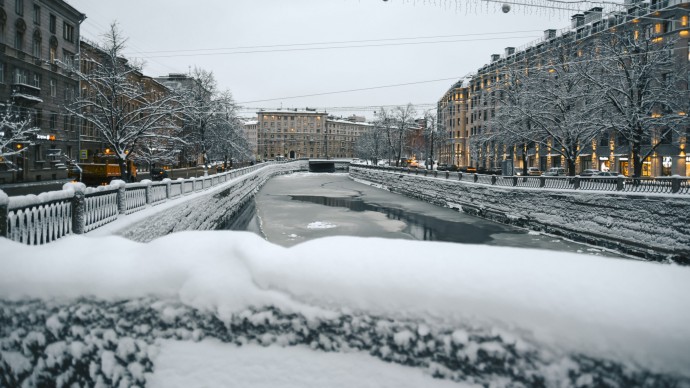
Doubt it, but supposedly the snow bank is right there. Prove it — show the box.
[1,231,689,378]
[147,339,464,388]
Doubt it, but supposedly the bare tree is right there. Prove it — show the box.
[592,30,690,177]
[387,104,418,167]
[65,23,182,181]
[0,103,39,171]
[176,68,249,173]
[423,110,446,169]
[354,122,386,165]
[492,39,604,176]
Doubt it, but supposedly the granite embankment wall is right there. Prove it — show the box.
[350,167,690,263]
[117,161,308,242]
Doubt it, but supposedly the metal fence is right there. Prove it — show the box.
[0,162,286,245]
[354,165,690,195]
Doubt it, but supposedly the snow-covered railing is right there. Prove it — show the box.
[354,165,690,195]
[83,189,119,232]
[124,186,147,215]
[0,162,293,245]
[2,192,73,245]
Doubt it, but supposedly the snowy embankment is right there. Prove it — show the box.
[1,232,689,386]
[350,167,690,262]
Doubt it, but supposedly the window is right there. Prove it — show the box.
[0,63,4,84]
[62,49,74,67]
[599,135,609,148]
[1,20,5,44]
[33,109,42,127]
[32,72,40,87]
[15,30,23,51]
[33,5,40,25]
[50,79,56,97]
[49,46,56,63]
[15,0,24,16]
[32,33,41,58]
[63,23,74,43]
[49,113,57,130]
[14,68,28,84]
[49,14,56,34]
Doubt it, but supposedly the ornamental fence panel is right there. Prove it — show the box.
[5,198,72,245]
[83,190,119,232]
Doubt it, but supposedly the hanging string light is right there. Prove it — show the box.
[382,0,624,17]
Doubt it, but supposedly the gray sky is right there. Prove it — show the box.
[65,0,610,120]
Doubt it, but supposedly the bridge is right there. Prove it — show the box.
[308,159,351,173]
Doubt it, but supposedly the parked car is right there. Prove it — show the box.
[526,167,542,176]
[543,167,566,176]
[593,171,625,182]
[579,169,601,177]
[150,167,168,181]
[437,163,459,172]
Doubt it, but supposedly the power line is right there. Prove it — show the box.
[235,77,469,105]
[136,35,542,59]
[123,30,546,55]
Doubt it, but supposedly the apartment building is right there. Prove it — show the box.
[0,0,85,183]
[440,0,690,176]
[257,109,328,160]
[326,115,372,159]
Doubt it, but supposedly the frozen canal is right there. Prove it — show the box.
[231,172,624,257]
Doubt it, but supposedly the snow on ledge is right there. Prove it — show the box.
[0,231,689,378]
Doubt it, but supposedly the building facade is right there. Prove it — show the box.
[0,0,84,183]
[437,77,471,167]
[257,109,328,160]
[439,0,690,176]
[326,115,372,159]
[242,118,258,160]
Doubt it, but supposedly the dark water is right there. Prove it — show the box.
[289,195,513,244]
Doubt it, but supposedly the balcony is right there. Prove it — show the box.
[11,83,43,106]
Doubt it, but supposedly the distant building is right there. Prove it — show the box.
[0,0,85,183]
[326,115,372,159]
[242,118,258,159]
[257,109,328,160]
[437,77,471,167]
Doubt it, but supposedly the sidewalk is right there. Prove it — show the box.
[0,179,73,196]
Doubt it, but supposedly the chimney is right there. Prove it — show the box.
[584,7,603,24]
[505,47,515,56]
[491,54,501,62]
[571,14,584,28]
[544,29,557,40]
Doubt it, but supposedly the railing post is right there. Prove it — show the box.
[671,177,681,193]
[165,180,171,199]
[539,176,545,187]
[0,190,8,238]
[117,182,127,214]
[512,176,517,186]
[616,176,625,191]
[71,189,86,234]
[424,169,428,176]
[473,174,478,183]
[491,175,497,185]
[458,172,463,180]
[145,181,152,205]
[445,171,450,179]
[433,171,438,177]
[573,176,580,190]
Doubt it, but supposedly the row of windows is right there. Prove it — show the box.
[3,64,77,101]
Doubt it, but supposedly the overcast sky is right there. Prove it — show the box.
[65,0,615,120]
